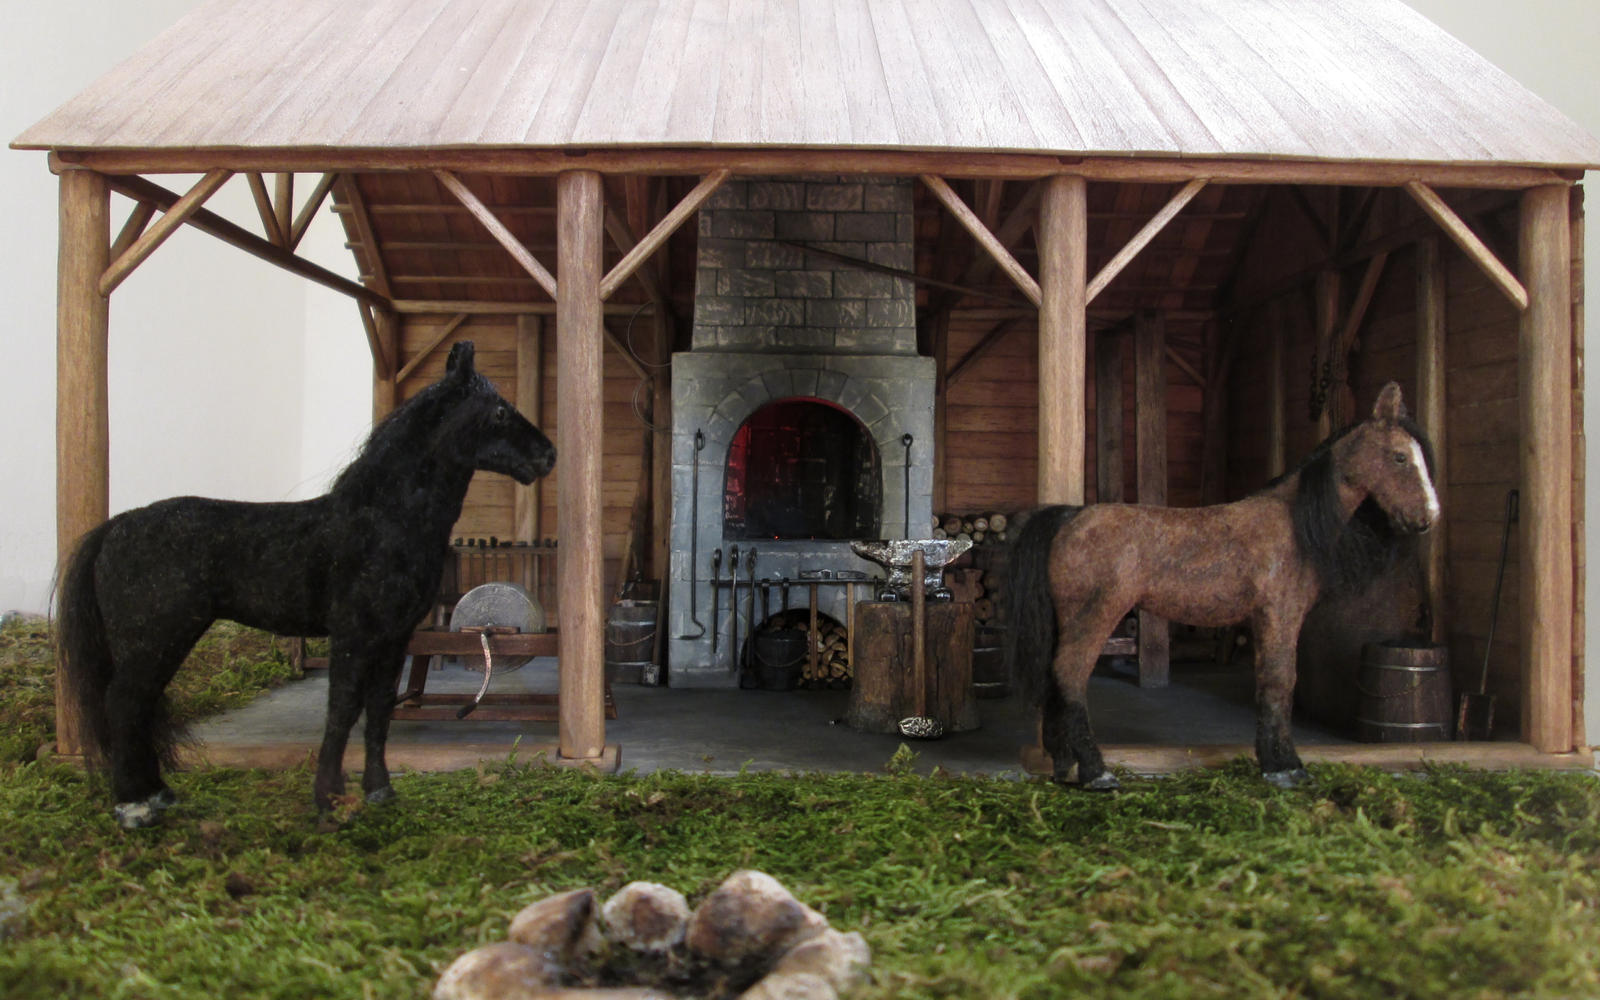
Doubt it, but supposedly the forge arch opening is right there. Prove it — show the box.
[723,397,882,540]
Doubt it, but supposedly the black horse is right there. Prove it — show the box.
[56,342,554,828]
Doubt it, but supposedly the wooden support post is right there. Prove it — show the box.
[1134,310,1170,688]
[370,307,399,421]
[55,168,112,757]
[515,315,544,549]
[1414,236,1448,644]
[1094,330,1124,504]
[1314,269,1340,441]
[556,170,607,761]
[1037,175,1087,506]
[1518,185,1574,753]
[1267,298,1286,479]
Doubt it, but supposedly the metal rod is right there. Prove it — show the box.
[676,430,707,638]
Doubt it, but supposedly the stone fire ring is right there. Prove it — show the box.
[435,869,871,1000]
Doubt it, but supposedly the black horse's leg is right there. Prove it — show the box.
[314,638,365,811]
[357,638,409,804]
[102,623,205,828]
[1252,615,1308,788]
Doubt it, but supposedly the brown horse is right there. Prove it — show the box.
[1005,382,1439,790]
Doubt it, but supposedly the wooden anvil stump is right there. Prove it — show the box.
[845,600,980,735]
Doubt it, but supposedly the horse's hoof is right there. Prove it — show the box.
[114,800,162,830]
[364,786,396,806]
[1262,768,1310,789]
[151,787,178,811]
[1082,772,1121,792]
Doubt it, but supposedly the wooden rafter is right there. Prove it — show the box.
[274,173,294,248]
[920,174,1041,308]
[110,200,156,260]
[288,172,337,251]
[599,168,729,301]
[336,174,392,299]
[433,169,557,299]
[1086,178,1208,303]
[246,172,288,247]
[99,168,231,295]
[602,206,670,311]
[102,173,385,309]
[946,316,1026,386]
[1404,180,1529,310]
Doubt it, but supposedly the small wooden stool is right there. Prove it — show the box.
[845,599,980,735]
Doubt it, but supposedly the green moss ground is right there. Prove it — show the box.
[1,620,1597,999]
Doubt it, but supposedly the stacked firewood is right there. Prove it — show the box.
[931,511,1010,547]
[804,617,853,688]
[943,564,1003,626]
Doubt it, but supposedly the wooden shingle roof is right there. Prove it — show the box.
[15,0,1600,169]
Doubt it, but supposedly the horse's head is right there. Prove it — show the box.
[1340,382,1440,534]
[444,341,555,484]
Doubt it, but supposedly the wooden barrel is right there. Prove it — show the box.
[971,625,1008,699]
[1356,642,1452,742]
[605,600,657,685]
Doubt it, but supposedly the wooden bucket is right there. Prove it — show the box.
[1356,641,1452,742]
[971,624,1008,699]
[605,600,658,685]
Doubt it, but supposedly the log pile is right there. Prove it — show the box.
[931,510,1010,547]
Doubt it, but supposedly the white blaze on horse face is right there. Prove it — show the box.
[1409,438,1441,525]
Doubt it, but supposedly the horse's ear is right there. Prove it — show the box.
[446,341,476,378]
[1372,381,1408,422]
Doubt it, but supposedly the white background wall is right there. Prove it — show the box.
[1,0,1595,738]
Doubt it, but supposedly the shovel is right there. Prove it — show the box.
[1457,489,1517,740]
[898,548,946,739]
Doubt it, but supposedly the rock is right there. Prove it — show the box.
[602,882,690,954]
[685,870,828,967]
[433,942,560,1000]
[508,888,603,965]
[737,971,838,1000]
[768,929,871,994]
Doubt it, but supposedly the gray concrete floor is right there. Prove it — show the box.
[191,656,1350,777]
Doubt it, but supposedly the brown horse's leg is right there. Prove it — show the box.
[1252,614,1309,787]
[1045,600,1124,790]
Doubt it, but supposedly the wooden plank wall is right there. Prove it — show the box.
[939,309,1207,515]
[1225,192,1534,733]
[394,313,652,618]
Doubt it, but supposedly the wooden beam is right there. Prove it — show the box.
[602,207,669,310]
[104,173,385,308]
[1134,310,1170,689]
[1415,236,1448,645]
[274,173,294,249]
[55,168,111,757]
[556,169,607,762]
[98,168,231,295]
[394,313,470,385]
[1406,181,1528,311]
[109,200,156,261]
[1095,330,1124,504]
[1036,175,1087,505]
[1518,184,1574,753]
[1086,178,1208,303]
[1267,298,1286,479]
[337,174,391,298]
[370,306,399,419]
[246,172,287,247]
[434,169,558,298]
[921,174,1042,308]
[288,172,337,251]
[391,300,655,316]
[56,148,1574,190]
[515,315,545,568]
[783,239,1024,306]
[599,168,729,301]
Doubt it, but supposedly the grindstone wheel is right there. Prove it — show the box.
[447,582,544,672]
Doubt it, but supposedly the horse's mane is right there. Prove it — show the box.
[1277,415,1435,596]
[329,371,487,505]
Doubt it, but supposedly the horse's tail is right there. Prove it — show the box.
[1003,505,1081,708]
[54,520,117,764]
